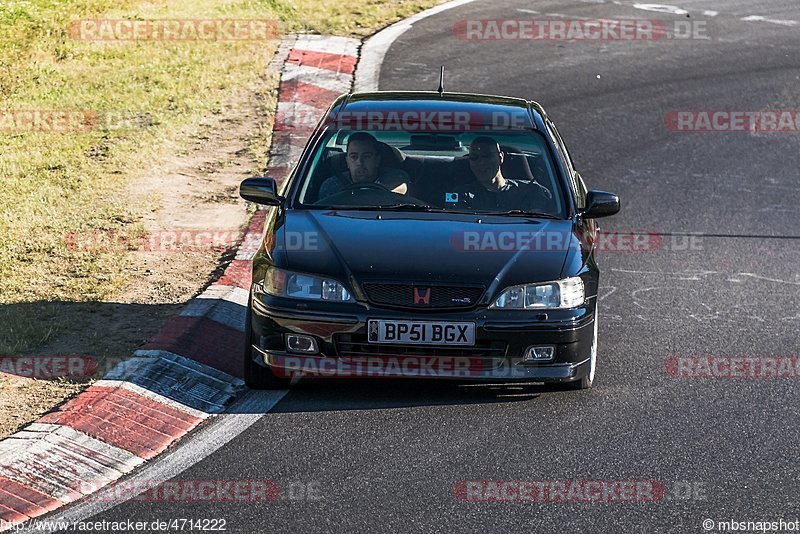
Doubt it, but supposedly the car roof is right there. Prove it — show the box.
[329,91,548,132]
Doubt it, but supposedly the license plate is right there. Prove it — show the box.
[367,320,475,345]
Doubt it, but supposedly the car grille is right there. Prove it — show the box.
[363,283,484,309]
[335,333,507,359]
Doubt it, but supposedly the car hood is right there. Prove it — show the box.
[276,210,582,298]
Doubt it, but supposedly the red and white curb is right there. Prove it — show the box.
[268,35,359,182]
[0,34,358,532]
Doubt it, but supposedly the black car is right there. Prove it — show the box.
[239,91,620,389]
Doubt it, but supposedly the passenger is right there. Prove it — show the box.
[450,136,550,212]
[318,132,409,199]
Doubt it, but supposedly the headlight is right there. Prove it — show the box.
[490,277,585,309]
[263,267,352,301]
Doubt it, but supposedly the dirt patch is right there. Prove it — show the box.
[120,85,269,306]
[0,80,276,439]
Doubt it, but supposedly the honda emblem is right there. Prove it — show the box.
[413,287,431,305]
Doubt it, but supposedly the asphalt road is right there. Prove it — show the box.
[57,1,800,532]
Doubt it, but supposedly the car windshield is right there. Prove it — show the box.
[295,126,565,217]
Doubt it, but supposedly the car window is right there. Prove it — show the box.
[296,127,566,218]
[546,121,584,209]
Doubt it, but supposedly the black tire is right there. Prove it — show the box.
[561,307,598,391]
[243,301,292,390]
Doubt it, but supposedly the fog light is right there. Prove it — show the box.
[523,345,555,362]
[286,334,318,354]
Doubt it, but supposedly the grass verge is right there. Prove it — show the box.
[0,0,444,356]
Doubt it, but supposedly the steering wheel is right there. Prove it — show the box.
[339,181,391,193]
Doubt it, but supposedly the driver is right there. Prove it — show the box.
[451,136,551,212]
[318,132,409,199]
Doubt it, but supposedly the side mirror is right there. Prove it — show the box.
[239,177,283,206]
[581,190,620,219]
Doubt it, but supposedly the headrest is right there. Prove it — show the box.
[501,152,535,182]
[449,151,534,183]
[325,142,406,177]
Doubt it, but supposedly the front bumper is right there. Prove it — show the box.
[249,291,596,383]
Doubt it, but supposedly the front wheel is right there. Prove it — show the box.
[562,307,598,391]
[243,301,292,390]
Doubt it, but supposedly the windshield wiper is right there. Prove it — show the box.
[377,203,443,211]
[379,204,489,215]
[316,204,551,216]
[313,205,385,210]
[313,204,446,212]
[482,210,562,219]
